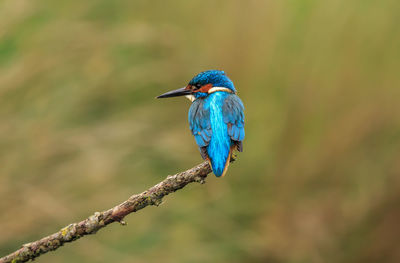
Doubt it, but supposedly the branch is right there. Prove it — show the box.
[0,161,215,263]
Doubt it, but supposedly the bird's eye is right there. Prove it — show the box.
[194,84,201,90]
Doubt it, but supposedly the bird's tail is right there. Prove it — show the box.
[209,145,235,177]
[220,146,235,177]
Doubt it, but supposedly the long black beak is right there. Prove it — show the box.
[157,87,191,99]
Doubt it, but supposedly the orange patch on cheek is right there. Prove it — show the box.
[199,84,213,93]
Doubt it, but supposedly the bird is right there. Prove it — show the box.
[157,70,245,177]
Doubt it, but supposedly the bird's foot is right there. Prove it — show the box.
[194,176,206,184]
[230,153,237,161]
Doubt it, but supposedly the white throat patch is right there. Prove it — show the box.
[185,94,196,102]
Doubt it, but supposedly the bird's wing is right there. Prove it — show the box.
[189,99,212,148]
[222,94,245,150]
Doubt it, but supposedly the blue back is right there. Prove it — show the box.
[189,92,245,177]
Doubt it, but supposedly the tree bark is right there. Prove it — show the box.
[0,161,214,263]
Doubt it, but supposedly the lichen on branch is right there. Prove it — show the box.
[0,161,215,263]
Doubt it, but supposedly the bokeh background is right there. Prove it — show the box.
[1,0,400,262]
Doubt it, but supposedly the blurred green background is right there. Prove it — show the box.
[1,0,400,262]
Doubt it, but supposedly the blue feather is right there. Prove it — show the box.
[239,128,245,141]
[206,92,231,176]
[223,94,245,144]
[188,92,245,177]
[188,84,244,177]
[189,99,211,148]
[159,70,244,177]
[189,70,236,93]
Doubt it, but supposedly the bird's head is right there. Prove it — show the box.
[157,70,235,102]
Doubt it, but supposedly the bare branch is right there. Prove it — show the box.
[0,161,214,263]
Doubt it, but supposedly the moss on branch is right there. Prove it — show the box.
[0,161,215,263]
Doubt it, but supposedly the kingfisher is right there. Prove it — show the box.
[157,70,245,177]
